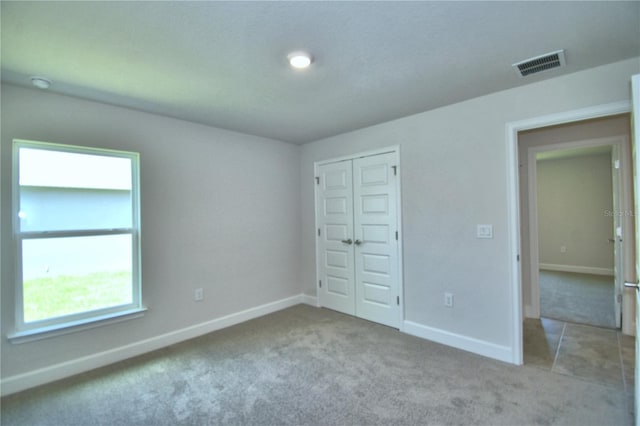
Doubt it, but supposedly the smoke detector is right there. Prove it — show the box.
[512,50,566,77]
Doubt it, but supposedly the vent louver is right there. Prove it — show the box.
[512,50,565,77]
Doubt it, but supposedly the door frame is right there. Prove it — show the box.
[506,101,631,365]
[313,145,404,331]
[525,135,630,324]
[629,73,639,426]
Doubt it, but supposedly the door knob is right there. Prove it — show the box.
[341,239,353,245]
[608,238,615,243]
[624,282,639,291]
[354,239,362,245]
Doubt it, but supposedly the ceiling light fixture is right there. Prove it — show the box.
[287,51,313,69]
[30,76,52,90]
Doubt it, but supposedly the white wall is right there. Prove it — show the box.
[1,84,302,382]
[537,153,614,272]
[300,58,639,360]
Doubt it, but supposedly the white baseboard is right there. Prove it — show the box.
[1,294,306,396]
[403,320,514,364]
[301,294,318,307]
[539,263,614,276]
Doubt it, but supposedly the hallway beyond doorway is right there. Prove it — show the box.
[540,270,616,328]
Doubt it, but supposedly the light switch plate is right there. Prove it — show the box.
[477,224,493,239]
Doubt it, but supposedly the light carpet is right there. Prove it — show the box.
[539,270,616,329]
[1,305,632,425]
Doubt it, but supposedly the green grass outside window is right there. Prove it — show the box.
[23,271,132,322]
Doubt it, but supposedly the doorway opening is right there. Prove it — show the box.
[536,143,617,329]
[516,114,633,374]
[506,101,635,366]
[518,115,632,330]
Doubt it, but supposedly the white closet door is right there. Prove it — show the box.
[353,153,400,328]
[316,160,356,315]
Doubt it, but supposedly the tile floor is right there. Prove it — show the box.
[524,317,635,393]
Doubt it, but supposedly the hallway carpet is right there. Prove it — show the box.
[539,270,616,329]
[1,305,632,425]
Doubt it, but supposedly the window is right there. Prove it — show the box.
[11,140,142,339]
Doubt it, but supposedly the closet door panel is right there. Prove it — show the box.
[316,161,355,315]
[353,153,400,328]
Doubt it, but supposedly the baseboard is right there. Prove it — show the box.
[301,294,318,307]
[539,263,614,276]
[403,320,514,364]
[1,294,305,396]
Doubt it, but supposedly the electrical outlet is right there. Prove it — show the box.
[444,292,454,308]
[476,224,493,239]
[194,288,204,302]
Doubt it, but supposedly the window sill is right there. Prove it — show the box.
[7,307,147,344]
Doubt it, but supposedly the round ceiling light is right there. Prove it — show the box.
[31,76,52,90]
[287,52,313,69]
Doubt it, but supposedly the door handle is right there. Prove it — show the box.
[341,239,353,245]
[624,282,639,291]
[608,238,615,244]
[354,239,362,245]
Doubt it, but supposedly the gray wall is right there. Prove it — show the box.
[300,58,639,350]
[1,84,302,378]
[537,154,614,271]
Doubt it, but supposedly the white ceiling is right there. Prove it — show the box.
[2,1,639,144]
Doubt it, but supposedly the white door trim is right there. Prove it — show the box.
[315,146,400,166]
[525,135,629,320]
[313,145,404,331]
[629,73,640,426]
[505,100,631,365]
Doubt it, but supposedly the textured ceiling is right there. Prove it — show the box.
[2,1,639,144]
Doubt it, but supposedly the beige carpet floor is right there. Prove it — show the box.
[1,305,633,425]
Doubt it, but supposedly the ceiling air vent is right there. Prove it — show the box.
[512,50,565,77]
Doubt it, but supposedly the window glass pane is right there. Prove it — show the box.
[19,148,132,189]
[19,186,132,232]
[22,235,133,323]
[18,148,133,232]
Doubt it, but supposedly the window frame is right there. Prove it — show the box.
[10,139,143,341]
